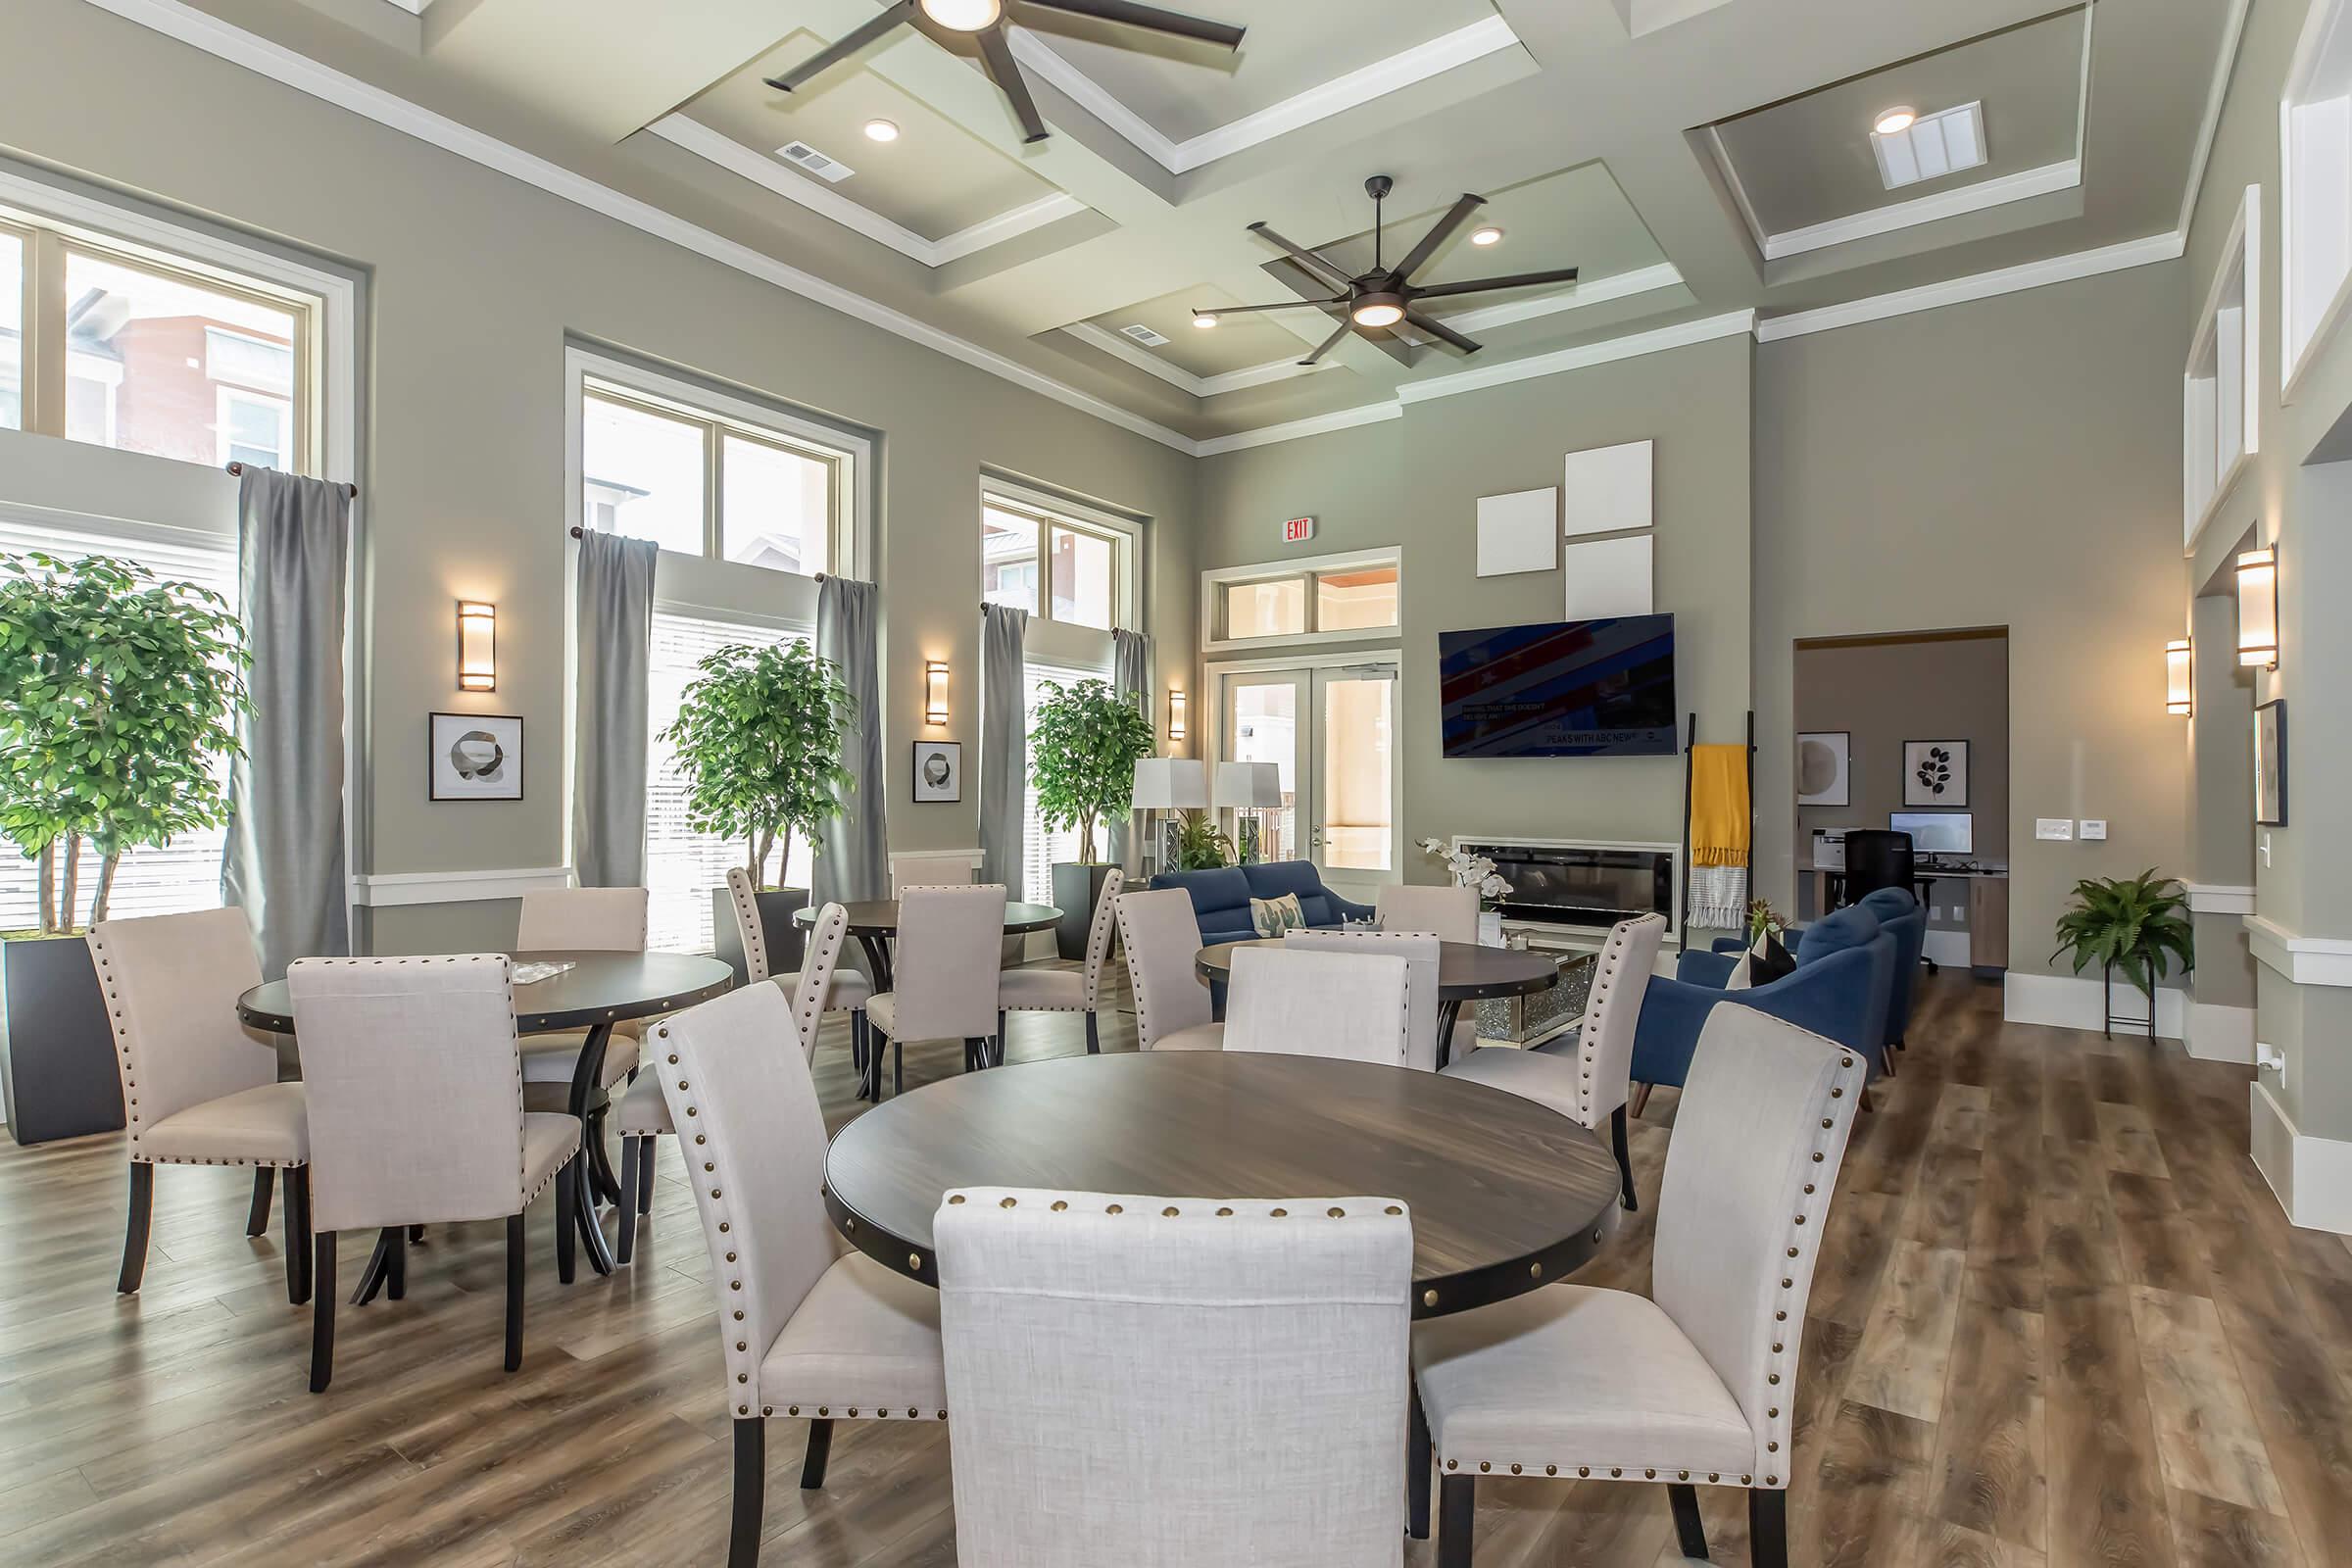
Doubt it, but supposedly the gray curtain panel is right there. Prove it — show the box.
[571,530,658,889]
[978,603,1030,892]
[221,468,351,980]
[1107,627,1151,874]
[814,575,889,906]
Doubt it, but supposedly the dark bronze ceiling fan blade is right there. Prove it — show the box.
[1195,298,1348,317]
[764,1,918,92]
[1404,309,1482,355]
[977,27,1051,143]
[1409,266,1581,301]
[1298,317,1355,367]
[1392,193,1486,282]
[1246,222,1357,290]
[1022,0,1246,48]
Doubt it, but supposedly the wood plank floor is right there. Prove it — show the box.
[1,970,2346,1565]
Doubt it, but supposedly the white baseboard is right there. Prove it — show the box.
[2250,1081,2352,1234]
[1923,929,1973,967]
[349,866,572,907]
[2002,970,2185,1041]
[2185,1001,2256,1063]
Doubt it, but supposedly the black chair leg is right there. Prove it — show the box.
[1407,1389,1433,1541]
[616,1137,641,1265]
[1085,1011,1101,1054]
[1612,1102,1638,1212]
[118,1162,154,1295]
[1437,1473,1476,1568]
[383,1225,408,1300]
[800,1418,834,1489]
[556,1157,579,1285]
[284,1167,313,1305]
[246,1167,275,1236]
[892,1039,903,1097]
[505,1212,526,1373]
[964,1037,985,1074]
[731,1418,767,1568]
[309,1231,336,1394]
[1749,1488,1788,1568]
[997,1011,1007,1063]
[637,1134,656,1214]
[1667,1482,1709,1559]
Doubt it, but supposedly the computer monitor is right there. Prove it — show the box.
[1889,811,1972,857]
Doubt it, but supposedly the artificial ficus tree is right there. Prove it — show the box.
[662,639,857,887]
[0,552,250,933]
[1028,677,1156,865]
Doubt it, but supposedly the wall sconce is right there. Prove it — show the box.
[2236,546,2278,668]
[924,661,950,725]
[1168,688,1187,742]
[457,600,496,692]
[2165,639,2192,715]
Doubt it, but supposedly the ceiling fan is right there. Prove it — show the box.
[764,0,1245,146]
[1203,175,1582,366]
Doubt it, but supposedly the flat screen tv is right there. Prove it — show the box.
[1438,614,1678,759]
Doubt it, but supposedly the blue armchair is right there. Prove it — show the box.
[1149,861,1376,942]
[1853,887,1924,1053]
[1633,904,1896,1092]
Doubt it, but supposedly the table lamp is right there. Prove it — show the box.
[1215,760,1283,863]
[1132,758,1208,874]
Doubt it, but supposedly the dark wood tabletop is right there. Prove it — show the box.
[822,1051,1623,1319]
[791,899,1062,936]
[235,950,735,1035]
[1194,938,1562,1001]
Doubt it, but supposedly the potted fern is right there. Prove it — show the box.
[1029,678,1156,958]
[662,640,855,980]
[2050,870,2194,1041]
[0,551,249,1143]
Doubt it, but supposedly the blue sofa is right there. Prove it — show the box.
[1712,885,1925,1054]
[1633,903,1896,1091]
[1149,861,1377,942]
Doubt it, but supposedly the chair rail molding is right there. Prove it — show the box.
[2184,881,2258,913]
[349,867,574,907]
[2244,913,2352,986]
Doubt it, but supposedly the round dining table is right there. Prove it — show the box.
[1194,938,1560,1069]
[238,949,734,1289]
[823,1052,1624,1318]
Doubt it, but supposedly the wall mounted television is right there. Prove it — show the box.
[1438,614,1679,759]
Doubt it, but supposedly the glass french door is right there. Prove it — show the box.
[1217,661,1399,904]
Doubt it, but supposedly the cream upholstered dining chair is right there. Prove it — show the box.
[1409,1003,1867,1568]
[652,978,947,1568]
[997,868,1121,1054]
[1378,882,1479,943]
[88,908,312,1303]
[287,955,584,1394]
[1282,928,1441,1070]
[725,866,872,1071]
[514,884,649,1098]
[889,852,974,895]
[610,902,851,1264]
[1441,913,1667,1209]
[865,884,1006,1091]
[937,1186,1413,1568]
[1224,947,1416,1067]
[1112,888,1224,1052]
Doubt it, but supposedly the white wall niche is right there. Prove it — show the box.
[2183,185,2260,551]
[2283,0,2352,398]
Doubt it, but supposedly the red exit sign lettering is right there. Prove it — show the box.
[1283,515,1317,544]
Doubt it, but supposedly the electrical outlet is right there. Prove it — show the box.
[2080,819,2108,841]
[2036,818,2074,841]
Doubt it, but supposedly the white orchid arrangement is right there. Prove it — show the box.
[1417,838,1513,906]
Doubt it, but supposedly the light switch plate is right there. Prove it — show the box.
[2036,818,2075,841]
[2079,819,2108,841]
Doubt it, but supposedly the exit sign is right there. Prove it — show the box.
[1283,515,1317,544]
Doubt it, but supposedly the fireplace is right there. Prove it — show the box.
[1455,838,1679,938]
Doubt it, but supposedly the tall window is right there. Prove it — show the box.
[0,205,317,472]
[1019,662,1105,906]
[982,491,1130,631]
[645,610,814,953]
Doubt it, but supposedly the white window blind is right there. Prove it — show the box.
[0,515,238,930]
[1020,662,1102,906]
[646,609,813,954]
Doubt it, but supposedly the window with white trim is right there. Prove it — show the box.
[1202,548,1401,650]
[982,487,1135,631]
[1020,661,1105,906]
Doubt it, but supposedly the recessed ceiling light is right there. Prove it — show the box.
[863,119,900,143]
[919,0,1003,31]
[1193,314,1219,328]
[1873,107,1917,136]
[1470,225,1504,247]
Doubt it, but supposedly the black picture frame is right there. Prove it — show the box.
[1902,738,1969,808]
[2256,699,2288,826]
[911,740,961,804]
[429,711,524,802]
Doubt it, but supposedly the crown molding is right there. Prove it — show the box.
[1062,320,1330,399]
[1752,229,2184,341]
[1442,261,1686,333]
[1398,310,1753,405]
[1762,159,2082,262]
[1196,400,1404,457]
[2180,0,2255,237]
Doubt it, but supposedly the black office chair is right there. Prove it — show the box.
[1841,830,1934,973]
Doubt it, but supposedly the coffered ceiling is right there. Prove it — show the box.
[177,0,2238,441]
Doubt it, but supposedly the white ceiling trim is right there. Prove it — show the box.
[1753,229,2182,341]
[1761,159,2082,261]
[1061,320,1331,399]
[1006,16,1522,176]
[1396,309,1755,405]
[1443,262,1687,332]
[78,0,1197,453]
[645,113,1086,268]
[1196,400,1405,457]
[377,0,431,13]
[2179,0,2255,237]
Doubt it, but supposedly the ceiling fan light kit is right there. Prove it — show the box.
[920,0,1003,29]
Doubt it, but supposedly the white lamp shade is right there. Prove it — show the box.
[1132,757,1208,810]
[1215,760,1284,808]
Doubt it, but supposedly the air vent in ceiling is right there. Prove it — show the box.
[1871,102,1986,190]
[774,140,856,183]
[1118,323,1172,347]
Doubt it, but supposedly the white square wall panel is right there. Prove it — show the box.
[1562,439,1653,538]
[1476,487,1558,576]
[1563,534,1653,619]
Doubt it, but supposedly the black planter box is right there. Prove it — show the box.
[1051,862,1117,961]
[710,886,809,986]
[1,934,124,1145]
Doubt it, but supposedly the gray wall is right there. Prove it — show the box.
[1193,334,1755,890]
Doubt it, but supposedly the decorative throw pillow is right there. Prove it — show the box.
[1250,892,1308,938]
[1725,930,1796,991]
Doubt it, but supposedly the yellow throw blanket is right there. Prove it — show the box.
[1689,743,1750,867]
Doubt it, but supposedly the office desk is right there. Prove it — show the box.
[1800,865,2010,973]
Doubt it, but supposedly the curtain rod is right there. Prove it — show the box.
[224,462,358,500]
